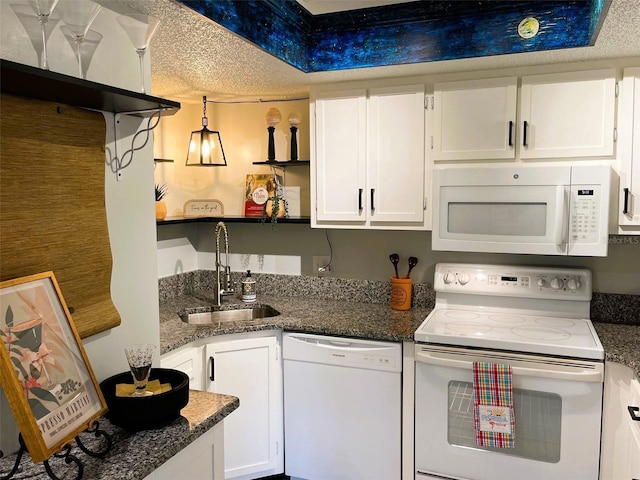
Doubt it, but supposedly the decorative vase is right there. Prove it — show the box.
[265,198,285,219]
[155,200,167,220]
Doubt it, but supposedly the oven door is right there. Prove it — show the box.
[415,344,604,480]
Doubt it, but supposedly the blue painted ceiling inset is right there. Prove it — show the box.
[177,0,610,73]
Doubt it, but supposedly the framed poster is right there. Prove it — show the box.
[0,272,107,463]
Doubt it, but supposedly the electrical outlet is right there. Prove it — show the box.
[313,256,332,276]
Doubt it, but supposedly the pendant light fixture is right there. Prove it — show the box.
[186,95,227,166]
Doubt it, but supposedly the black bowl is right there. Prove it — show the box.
[100,368,189,431]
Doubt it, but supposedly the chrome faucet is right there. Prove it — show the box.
[214,221,234,305]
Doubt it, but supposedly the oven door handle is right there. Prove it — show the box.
[415,349,603,382]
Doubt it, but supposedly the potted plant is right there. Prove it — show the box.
[261,177,288,228]
[155,183,168,220]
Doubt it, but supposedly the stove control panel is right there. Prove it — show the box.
[435,263,591,301]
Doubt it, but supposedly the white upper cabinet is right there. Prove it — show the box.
[618,67,640,231]
[520,69,616,159]
[432,69,617,163]
[368,85,427,224]
[312,84,429,230]
[314,89,367,223]
[432,77,517,161]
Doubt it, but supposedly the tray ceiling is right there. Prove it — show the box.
[114,0,640,103]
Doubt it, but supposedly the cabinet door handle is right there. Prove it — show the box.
[358,188,363,211]
[209,356,215,382]
[523,121,529,147]
[508,121,514,147]
[623,187,630,215]
[629,405,640,421]
[371,189,375,211]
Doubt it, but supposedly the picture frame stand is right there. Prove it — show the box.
[0,422,112,480]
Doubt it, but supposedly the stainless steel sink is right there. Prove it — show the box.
[179,305,280,325]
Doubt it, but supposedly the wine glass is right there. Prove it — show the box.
[59,0,102,79]
[116,14,161,94]
[10,3,60,71]
[125,344,156,397]
[29,0,59,70]
[60,26,102,80]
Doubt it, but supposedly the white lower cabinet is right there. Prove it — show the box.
[628,376,640,480]
[160,345,204,391]
[205,333,284,480]
[600,362,640,480]
[144,423,224,480]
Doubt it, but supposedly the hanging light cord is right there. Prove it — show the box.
[105,109,162,176]
[202,96,208,127]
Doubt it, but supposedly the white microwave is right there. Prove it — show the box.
[432,165,612,256]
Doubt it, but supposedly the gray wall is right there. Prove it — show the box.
[157,222,640,295]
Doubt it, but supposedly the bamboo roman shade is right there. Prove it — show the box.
[0,93,121,338]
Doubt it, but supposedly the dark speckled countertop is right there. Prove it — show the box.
[158,271,640,379]
[0,391,238,480]
[159,292,431,352]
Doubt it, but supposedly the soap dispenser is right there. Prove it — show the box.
[241,270,256,303]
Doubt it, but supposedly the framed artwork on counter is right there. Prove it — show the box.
[0,272,107,463]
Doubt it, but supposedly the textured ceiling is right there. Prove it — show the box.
[116,0,640,104]
[296,0,409,15]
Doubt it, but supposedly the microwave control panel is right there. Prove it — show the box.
[434,263,592,300]
[570,185,601,243]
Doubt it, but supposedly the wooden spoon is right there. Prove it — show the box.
[389,253,400,278]
[406,256,418,278]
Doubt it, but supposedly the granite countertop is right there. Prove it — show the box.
[0,391,239,480]
[159,290,640,379]
[159,292,432,352]
[592,322,640,378]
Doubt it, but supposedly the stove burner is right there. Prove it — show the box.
[535,317,576,328]
[443,311,480,320]
[445,322,492,335]
[487,313,526,324]
[511,325,571,341]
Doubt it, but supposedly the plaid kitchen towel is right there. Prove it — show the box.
[473,361,515,448]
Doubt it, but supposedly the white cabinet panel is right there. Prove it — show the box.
[629,377,640,480]
[432,77,517,161]
[368,85,426,223]
[312,84,429,230]
[520,69,616,159]
[619,67,640,231]
[601,362,636,480]
[161,346,204,391]
[145,423,224,480]
[314,89,367,222]
[205,336,283,480]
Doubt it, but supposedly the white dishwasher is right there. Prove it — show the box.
[283,332,402,480]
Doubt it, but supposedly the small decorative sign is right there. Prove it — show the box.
[183,199,224,218]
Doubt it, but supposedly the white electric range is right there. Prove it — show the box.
[414,263,604,480]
